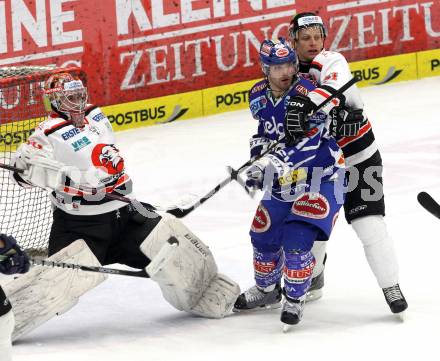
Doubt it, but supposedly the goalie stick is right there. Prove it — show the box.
[417,191,440,219]
[0,254,150,278]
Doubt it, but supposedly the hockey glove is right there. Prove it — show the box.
[0,234,30,275]
[15,145,66,190]
[245,158,271,190]
[284,95,317,145]
[330,108,366,138]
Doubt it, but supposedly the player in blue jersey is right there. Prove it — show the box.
[0,234,30,361]
[233,38,346,328]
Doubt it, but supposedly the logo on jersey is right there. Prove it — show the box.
[250,95,267,116]
[72,137,91,152]
[92,112,106,122]
[324,72,338,82]
[251,82,267,94]
[263,116,283,136]
[89,126,101,136]
[91,144,124,174]
[278,168,307,186]
[251,204,271,233]
[291,193,329,219]
[294,84,309,96]
[61,128,81,140]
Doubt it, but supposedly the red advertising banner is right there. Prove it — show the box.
[0,0,439,109]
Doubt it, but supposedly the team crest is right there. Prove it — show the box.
[251,204,271,233]
[91,144,124,174]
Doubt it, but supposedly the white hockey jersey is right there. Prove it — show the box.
[12,105,133,215]
[299,50,378,167]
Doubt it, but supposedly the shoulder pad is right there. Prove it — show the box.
[38,115,70,133]
[313,50,346,67]
[84,104,99,116]
[86,106,108,123]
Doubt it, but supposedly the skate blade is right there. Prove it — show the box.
[282,324,292,333]
[395,311,406,322]
[305,289,323,303]
[233,302,281,313]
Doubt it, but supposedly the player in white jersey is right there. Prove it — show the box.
[284,12,407,315]
[5,72,239,341]
[0,234,30,361]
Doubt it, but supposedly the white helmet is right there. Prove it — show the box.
[43,72,88,126]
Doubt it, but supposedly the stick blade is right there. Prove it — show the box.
[417,191,440,219]
[166,206,194,218]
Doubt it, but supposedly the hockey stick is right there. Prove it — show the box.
[166,76,361,218]
[0,254,150,277]
[29,257,150,278]
[417,191,440,219]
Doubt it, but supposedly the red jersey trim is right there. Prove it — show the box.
[337,121,372,148]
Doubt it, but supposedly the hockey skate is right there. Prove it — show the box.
[233,283,282,312]
[281,296,305,332]
[382,284,408,320]
[306,271,324,302]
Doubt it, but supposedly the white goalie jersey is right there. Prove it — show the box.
[12,105,133,215]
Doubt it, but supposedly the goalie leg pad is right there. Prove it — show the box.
[141,214,240,318]
[2,240,107,341]
[0,311,14,361]
[190,273,240,319]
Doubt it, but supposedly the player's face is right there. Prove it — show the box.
[267,62,297,92]
[293,27,324,62]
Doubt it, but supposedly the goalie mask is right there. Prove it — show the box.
[43,73,88,127]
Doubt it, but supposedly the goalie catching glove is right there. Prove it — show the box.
[0,234,30,275]
[13,143,66,190]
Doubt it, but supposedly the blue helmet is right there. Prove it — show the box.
[259,38,298,75]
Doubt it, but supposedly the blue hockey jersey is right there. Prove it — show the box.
[248,76,345,201]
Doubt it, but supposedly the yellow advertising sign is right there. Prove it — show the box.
[417,48,440,79]
[0,118,42,152]
[349,53,418,87]
[202,79,259,116]
[102,90,204,132]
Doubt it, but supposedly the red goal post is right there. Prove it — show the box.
[0,66,87,256]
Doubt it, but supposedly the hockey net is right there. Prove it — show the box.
[0,66,86,256]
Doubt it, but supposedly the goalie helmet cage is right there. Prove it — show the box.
[0,66,87,256]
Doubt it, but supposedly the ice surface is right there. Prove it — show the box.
[10,76,440,361]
